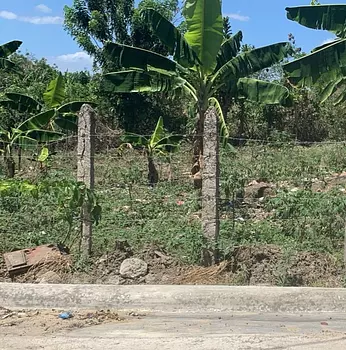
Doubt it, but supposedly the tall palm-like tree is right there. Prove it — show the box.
[103,0,292,176]
[102,0,292,264]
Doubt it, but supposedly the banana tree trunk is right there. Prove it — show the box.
[18,147,21,172]
[192,110,206,189]
[201,106,220,266]
[4,146,15,178]
[148,155,159,187]
[6,156,15,178]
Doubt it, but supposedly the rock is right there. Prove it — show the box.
[37,271,62,284]
[120,258,148,279]
[311,180,325,192]
[244,181,275,200]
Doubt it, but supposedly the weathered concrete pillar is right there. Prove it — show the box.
[77,104,95,257]
[201,107,220,266]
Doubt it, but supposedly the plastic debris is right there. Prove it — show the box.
[59,311,73,320]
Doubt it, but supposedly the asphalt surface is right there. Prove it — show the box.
[2,312,346,349]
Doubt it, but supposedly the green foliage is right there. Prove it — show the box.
[236,78,291,106]
[284,4,346,105]
[2,143,346,267]
[0,178,101,251]
[286,5,346,37]
[216,31,243,70]
[1,73,97,134]
[64,0,134,63]
[266,189,346,252]
[0,54,58,130]
[104,42,178,72]
[64,0,186,136]
[226,85,346,143]
[43,73,66,108]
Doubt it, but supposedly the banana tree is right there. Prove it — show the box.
[0,120,64,178]
[102,0,291,265]
[103,1,292,179]
[0,40,22,70]
[0,73,97,132]
[283,4,346,104]
[121,116,182,186]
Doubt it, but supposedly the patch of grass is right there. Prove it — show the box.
[1,143,346,266]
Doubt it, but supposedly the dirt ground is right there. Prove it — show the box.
[0,242,343,287]
[0,307,124,336]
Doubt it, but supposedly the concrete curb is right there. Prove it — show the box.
[1,284,346,313]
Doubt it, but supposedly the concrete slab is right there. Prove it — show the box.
[1,312,346,349]
[2,284,346,349]
[2,283,346,313]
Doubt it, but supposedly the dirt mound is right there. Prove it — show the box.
[1,243,343,287]
[228,245,282,285]
[286,252,342,287]
[222,245,343,287]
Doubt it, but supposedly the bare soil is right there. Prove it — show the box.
[0,307,123,336]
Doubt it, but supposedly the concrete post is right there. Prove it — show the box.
[77,104,95,257]
[201,107,220,266]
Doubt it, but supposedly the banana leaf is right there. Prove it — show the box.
[141,8,200,68]
[183,0,223,74]
[4,93,42,113]
[286,5,346,38]
[55,113,78,132]
[103,70,185,93]
[283,38,346,87]
[43,73,66,108]
[216,31,243,71]
[18,109,56,131]
[0,58,15,70]
[237,78,292,106]
[104,42,177,72]
[213,42,292,85]
[0,41,22,58]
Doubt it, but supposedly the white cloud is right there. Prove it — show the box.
[0,9,62,24]
[51,52,93,72]
[21,16,63,24]
[56,52,92,63]
[35,4,52,14]
[0,10,17,20]
[226,13,250,22]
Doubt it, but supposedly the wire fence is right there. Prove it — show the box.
[1,133,346,260]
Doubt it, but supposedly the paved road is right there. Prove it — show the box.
[2,312,346,349]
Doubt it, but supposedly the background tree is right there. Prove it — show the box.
[64,0,187,135]
[64,0,134,65]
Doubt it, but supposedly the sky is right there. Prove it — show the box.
[0,0,342,72]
